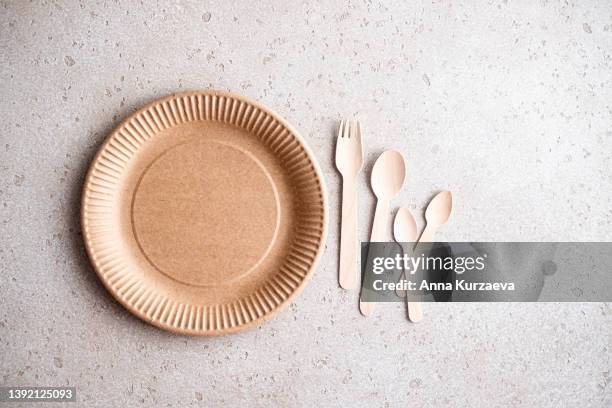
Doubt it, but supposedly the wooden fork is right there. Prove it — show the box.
[335,119,364,289]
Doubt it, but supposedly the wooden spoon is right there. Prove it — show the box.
[359,150,406,316]
[407,191,452,321]
[393,208,417,299]
[393,207,422,322]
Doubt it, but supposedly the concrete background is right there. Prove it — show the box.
[1,0,611,406]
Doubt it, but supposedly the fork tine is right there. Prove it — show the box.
[355,120,362,144]
[343,118,351,139]
[355,120,364,159]
[338,119,345,139]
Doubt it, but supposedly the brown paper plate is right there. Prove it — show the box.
[81,91,327,335]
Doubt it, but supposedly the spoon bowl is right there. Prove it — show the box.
[371,150,406,200]
[393,207,418,243]
[425,191,452,227]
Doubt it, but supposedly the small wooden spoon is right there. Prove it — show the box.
[408,191,452,321]
[359,150,406,316]
[393,207,422,322]
[393,208,417,299]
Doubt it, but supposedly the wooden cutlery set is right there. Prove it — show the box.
[335,119,453,322]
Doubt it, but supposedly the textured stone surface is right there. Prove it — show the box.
[1,1,611,406]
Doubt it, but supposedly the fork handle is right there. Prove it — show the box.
[339,176,358,289]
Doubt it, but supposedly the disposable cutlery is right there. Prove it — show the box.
[359,150,406,316]
[393,207,422,322]
[335,119,364,289]
[407,190,453,321]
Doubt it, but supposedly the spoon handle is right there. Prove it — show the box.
[407,224,438,322]
[417,224,436,244]
[339,176,359,289]
[359,199,389,316]
[370,199,389,242]
[397,247,423,323]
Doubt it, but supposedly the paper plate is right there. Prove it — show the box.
[81,91,327,335]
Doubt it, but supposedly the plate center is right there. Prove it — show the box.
[132,140,280,287]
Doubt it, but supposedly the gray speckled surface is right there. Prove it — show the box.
[1,1,611,407]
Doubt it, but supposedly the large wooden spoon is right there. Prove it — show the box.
[359,150,406,316]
